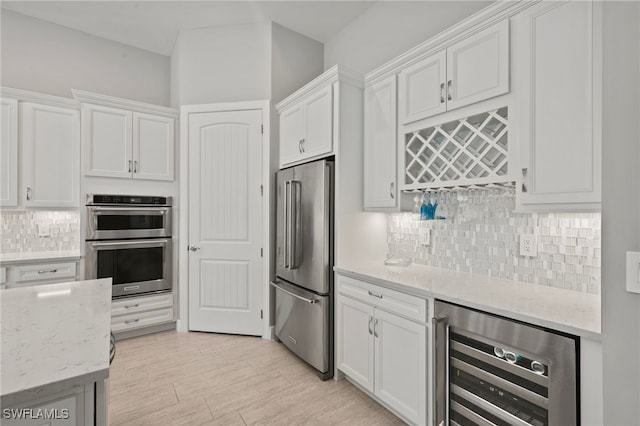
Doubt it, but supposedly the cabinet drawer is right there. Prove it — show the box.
[337,275,428,323]
[14,261,76,283]
[111,293,173,316]
[111,307,174,332]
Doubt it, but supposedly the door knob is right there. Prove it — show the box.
[188,246,201,251]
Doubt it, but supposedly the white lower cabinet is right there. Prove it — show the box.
[111,293,174,333]
[337,274,428,425]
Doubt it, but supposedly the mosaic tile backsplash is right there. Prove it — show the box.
[388,189,601,295]
[1,210,80,253]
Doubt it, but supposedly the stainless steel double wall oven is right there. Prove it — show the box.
[85,194,173,298]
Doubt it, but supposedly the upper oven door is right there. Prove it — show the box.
[86,206,172,240]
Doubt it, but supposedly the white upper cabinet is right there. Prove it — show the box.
[82,104,132,179]
[133,112,175,181]
[279,84,333,168]
[21,102,80,207]
[364,75,399,210]
[399,20,509,125]
[1,98,18,207]
[514,1,601,210]
[74,90,177,181]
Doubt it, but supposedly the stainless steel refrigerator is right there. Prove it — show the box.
[271,159,333,380]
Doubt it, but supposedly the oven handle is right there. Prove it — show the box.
[86,238,171,250]
[87,206,170,215]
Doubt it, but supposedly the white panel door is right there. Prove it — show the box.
[21,103,80,208]
[188,109,263,335]
[398,50,447,124]
[364,75,398,210]
[446,20,510,111]
[302,84,333,160]
[82,104,132,178]
[516,1,600,208]
[279,104,304,167]
[374,309,427,425]
[133,112,175,181]
[1,98,18,207]
[337,295,375,393]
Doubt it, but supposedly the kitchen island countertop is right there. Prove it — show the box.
[0,278,112,401]
[335,261,601,340]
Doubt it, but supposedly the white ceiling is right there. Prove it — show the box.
[1,1,377,56]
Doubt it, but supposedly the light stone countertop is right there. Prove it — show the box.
[335,261,601,341]
[0,250,82,265]
[0,278,112,398]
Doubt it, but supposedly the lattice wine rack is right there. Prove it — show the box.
[403,107,511,190]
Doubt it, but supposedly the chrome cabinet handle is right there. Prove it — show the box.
[133,161,138,173]
[188,246,200,251]
[128,160,132,173]
[373,319,379,338]
[301,138,305,152]
[298,139,303,153]
[124,319,139,325]
[368,290,383,299]
[521,168,528,193]
[390,182,395,199]
[124,304,140,309]
[37,269,58,274]
[26,187,31,201]
[447,80,453,101]
[440,82,445,103]
[368,317,374,335]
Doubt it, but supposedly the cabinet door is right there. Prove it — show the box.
[374,309,427,425]
[21,103,80,207]
[133,112,174,181]
[1,98,18,207]
[279,103,305,167]
[515,1,601,209]
[302,84,333,160]
[398,50,447,124]
[446,20,510,111]
[82,104,133,178]
[364,76,398,210]
[337,295,375,393]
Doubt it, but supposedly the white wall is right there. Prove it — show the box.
[323,1,491,75]
[171,22,271,106]
[1,10,170,106]
[601,2,640,424]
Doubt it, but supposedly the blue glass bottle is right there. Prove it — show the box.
[420,192,428,220]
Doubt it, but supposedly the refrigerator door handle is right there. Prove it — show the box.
[289,180,300,269]
[283,180,290,269]
[271,281,318,304]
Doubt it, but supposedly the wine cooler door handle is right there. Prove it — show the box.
[432,316,450,426]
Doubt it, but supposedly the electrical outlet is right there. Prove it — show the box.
[519,234,537,257]
[37,223,50,237]
[419,228,431,247]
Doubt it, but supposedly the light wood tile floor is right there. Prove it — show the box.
[109,330,405,426]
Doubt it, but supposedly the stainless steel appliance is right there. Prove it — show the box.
[433,300,578,426]
[85,195,173,298]
[272,159,334,380]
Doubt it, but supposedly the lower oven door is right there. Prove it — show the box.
[272,279,331,379]
[86,238,172,298]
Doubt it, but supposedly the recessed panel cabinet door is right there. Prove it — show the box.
[133,112,174,181]
[82,104,133,178]
[302,84,333,159]
[515,1,601,209]
[446,20,510,111]
[337,295,375,393]
[364,76,398,210]
[279,104,304,167]
[398,51,447,124]
[1,98,18,207]
[374,308,427,426]
[21,103,80,207]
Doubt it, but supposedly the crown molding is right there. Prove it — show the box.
[72,89,178,118]
[364,0,540,86]
[1,87,79,110]
[275,64,363,112]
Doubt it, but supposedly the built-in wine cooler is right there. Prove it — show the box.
[433,300,579,426]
